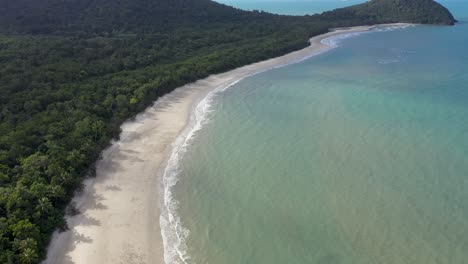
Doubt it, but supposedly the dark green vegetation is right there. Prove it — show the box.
[0,0,455,262]
[322,0,457,26]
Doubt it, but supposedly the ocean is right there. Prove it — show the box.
[215,0,366,15]
[162,1,468,263]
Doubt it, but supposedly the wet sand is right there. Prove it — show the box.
[44,24,403,264]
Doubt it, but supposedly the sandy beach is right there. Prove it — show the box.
[44,24,404,264]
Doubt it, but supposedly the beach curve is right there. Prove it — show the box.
[44,23,411,264]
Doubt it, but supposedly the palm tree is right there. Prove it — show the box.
[19,248,38,264]
[36,197,52,215]
[48,185,65,206]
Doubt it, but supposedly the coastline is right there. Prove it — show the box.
[44,23,410,264]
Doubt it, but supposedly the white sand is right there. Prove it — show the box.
[45,24,405,264]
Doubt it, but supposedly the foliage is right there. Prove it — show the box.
[321,0,456,26]
[0,0,455,262]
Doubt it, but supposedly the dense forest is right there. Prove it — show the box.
[0,0,455,263]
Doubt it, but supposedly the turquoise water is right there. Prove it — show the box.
[163,2,468,264]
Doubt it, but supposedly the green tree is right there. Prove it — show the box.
[35,197,53,217]
[19,247,38,264]
[10,220,40,241]
[0,0,455,262]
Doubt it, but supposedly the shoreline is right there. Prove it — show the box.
[44,23,411,264]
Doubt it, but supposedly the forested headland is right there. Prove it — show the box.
[0,0,455,262]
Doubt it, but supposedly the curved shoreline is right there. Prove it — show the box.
[44,23,411,264]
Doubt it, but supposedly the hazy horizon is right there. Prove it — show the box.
[215,0,461,16]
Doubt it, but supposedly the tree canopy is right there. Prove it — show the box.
[0,0,455,262]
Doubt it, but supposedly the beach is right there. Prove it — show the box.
[44,24,402,264]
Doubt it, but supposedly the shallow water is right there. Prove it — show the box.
[164,2,468,264]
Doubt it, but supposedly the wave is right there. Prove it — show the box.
[378,59,400,64]
[159,23,413,264]
[160,78,238,264]
[321,23,413,47]
[320,31,367,47]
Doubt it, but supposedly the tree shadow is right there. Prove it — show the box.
[75,213,102,227]
[80,191,108,211]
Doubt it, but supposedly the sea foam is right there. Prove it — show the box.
[321,24,413,47]
[159,23,413,264]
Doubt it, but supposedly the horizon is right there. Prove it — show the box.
[214,0,462,18]
[214,0,366,15]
